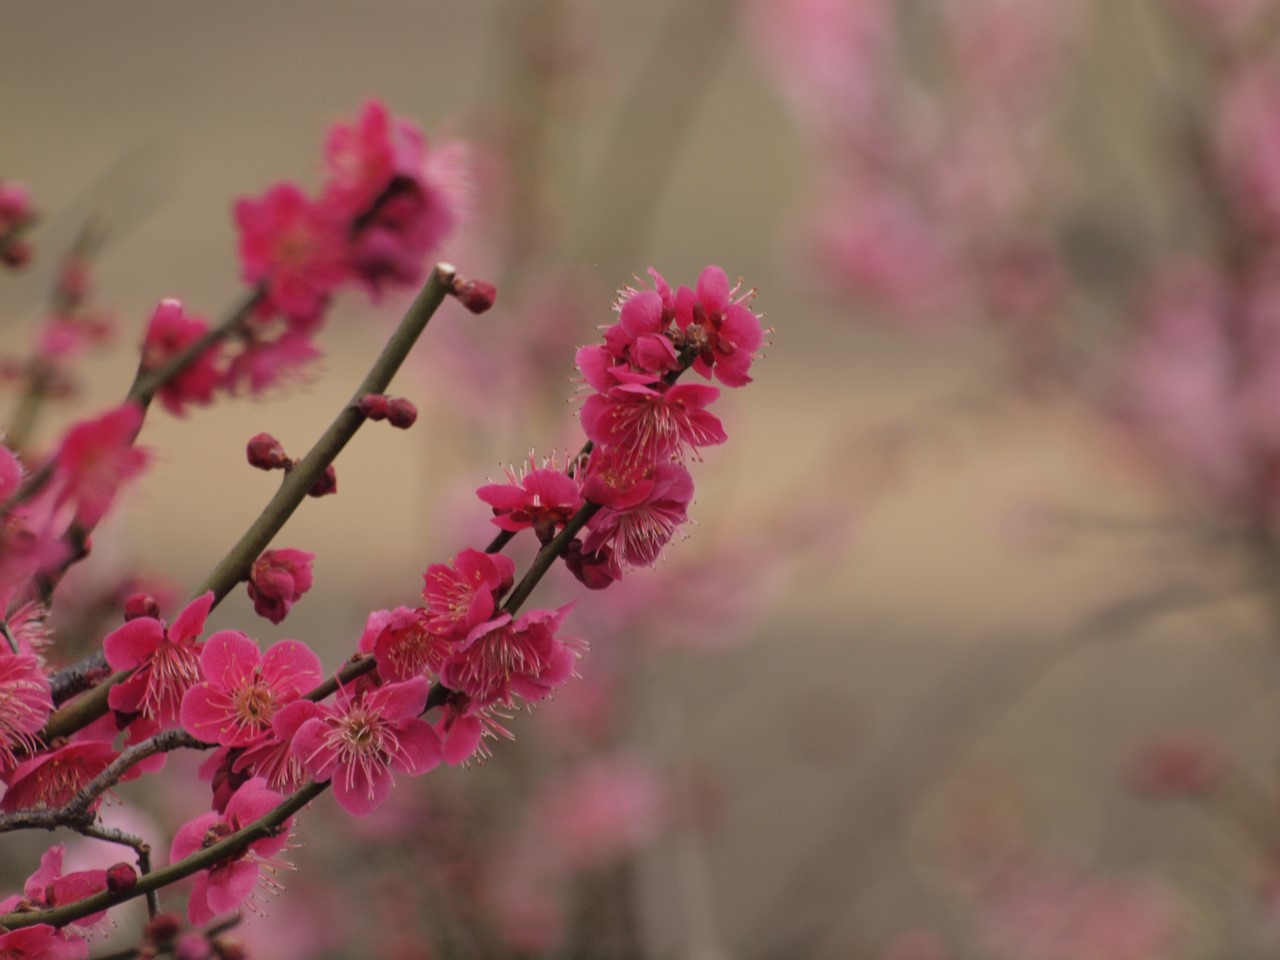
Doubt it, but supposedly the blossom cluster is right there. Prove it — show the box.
[0,253,763,948]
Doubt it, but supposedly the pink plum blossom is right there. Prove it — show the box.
[169,777,293,924]
[140,299,222,417]
[0,652,52,775]
[439,605,580,708]
[0,925,88,959]
[54,403,148,528]
[582,454,693,572]
[234,182,348,329]
[291,677,442,815]
[476,453,585,537]
[357,606,450,683]
[674,265,765,387]
[180,631,322,747]
[1,740,118,812]
[421,548,515,640]
[246,548,315,625]
[103,591,214,727]
[579,382,726,467]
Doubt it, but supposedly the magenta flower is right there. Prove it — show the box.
[169,777,293,925]
[357,606,450,683]
[0,652,52,775]
[1,740,118,812]
[140,299,223,417]
[234,182,348,329]
[439,605,580,708]
[475,453,585,536]
[181,631,322,747]
[224,330,322,396]
[674,266,765,387]
[421,548,515,640]
[0,844,108,922]
[321,100,467,296]
[579,382,726,467]
[246,548,315,625]
[0,925,88,960]
[582,458,694,571]
[103,591,214,727]
[54,403,148,528]
[291,677,441,816]
[0,442,22,501]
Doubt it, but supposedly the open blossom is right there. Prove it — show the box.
[291,677,442,815]
[582,458,693,572]
[674,266,764,387]
[439,605,580,707]
[0,844,108,918]
[1,740,118,812]
[0,925,87,959]
[141,299,222,417]
[357,606,450,683]
[0,652,51,774]
[246,548,315,625]
[170,777,293,925]
[422,548,515,639]
[224,330,322,396]
[579,382,726,467]
[181,631,322,747]
[234,182,348,329]
[103,591,214,727]
[322,99,467,295]
[54,403,148,527]
[476,452,585,537]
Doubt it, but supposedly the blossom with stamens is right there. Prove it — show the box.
[357,606,450,683]
[476,452,585,538]
[421,549,515,640]
[674,265,764,387]
[0,740,118,812]
[0,925,86,960]
[582,456,694,572]
[439,605,580,708]
[579,382,726,467]
[0,651,52,775]
[291,677,442,816]
[180,631,322,748]
[169,777,294,925]
[104,591,214,728]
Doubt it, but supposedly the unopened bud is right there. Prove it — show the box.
[246,432,288,471]
[145,912,183,947]
[308,465,337,498]
[106,862,137,895]
[2,240,31,269]
[357,393,389,420]
[450,277,497,315]
[386,397,418,429]
[124,593,160,621]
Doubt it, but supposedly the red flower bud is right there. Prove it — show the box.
[308,465,337,498]
[386,397,418,429]
[246,432,288,471]
[357,393,389,420]
[2,239,31,269]
[450,277,497,314]
[107,862,138,894]
[123,593,161,621]
[145,912,183,946]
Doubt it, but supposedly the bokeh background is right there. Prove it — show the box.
[5,1,1280,958]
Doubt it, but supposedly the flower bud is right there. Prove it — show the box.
[386,397,418,429]
[124,593,161,621]
[450,277,497,314]
[308,464,337,498]
[145,912,183,947]
[357,393,389,420]
[246,432,288,471]
[106,862,138,895]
